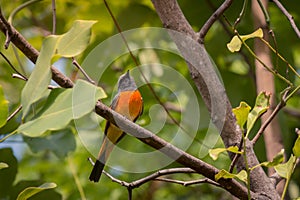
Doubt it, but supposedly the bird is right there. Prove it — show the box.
[89,70,143,182]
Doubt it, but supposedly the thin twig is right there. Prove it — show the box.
[72,57,95,84]
[229,135,244,173]
[7,105,22,122]
[252,88,290,144]
[204,0,256,81]
[0,51,27,80]
[154,177,221,187]
[237,32,293,86]
[0,8,13,49]
[256,0,270,25]
[68,157,87,200]
[198,0,233,43]
[52,0,56,34]
[259,37,300,79]
[12,73,27,81]
[233,0,248,29]
[271,0,300,38]
[89,162,198,189]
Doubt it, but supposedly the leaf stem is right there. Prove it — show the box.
[242,130,251,199]
[68,156,87,200]
[280,157,297,200]
[259,38,300,79]
[237,33,293,86]
[0,130,17,143]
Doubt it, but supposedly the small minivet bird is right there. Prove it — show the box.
[89,70,143,182]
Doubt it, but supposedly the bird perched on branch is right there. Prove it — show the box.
[89,70,143,182]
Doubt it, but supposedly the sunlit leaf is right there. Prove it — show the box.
[21,20,96,119]
[16,182,57,200]
[21,36,59,119]
[227,28,263,52]
[274,155,296,179]
[209,146,241,161]
[215,169,247,183]
[232,101,251,130]
[251,149,285,170]
[18,80,106,137]
[227,36,242,53]
[246,92,270,137]
[235,170,248,183]
[292,134,300,157]
[56,20,97,57]
[0,162,8,170]
[0,85,9,128]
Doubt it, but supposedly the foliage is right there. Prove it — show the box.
[0,0,299,199]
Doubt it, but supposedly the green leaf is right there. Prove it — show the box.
[72,79,106,119]
[274,155,296,179]
[227,28,263,52]
[292,134,300,157]
[21,36,59,118]
[0,162,9,169]
[16,182,57,200]
[209,146,241,161]
[251,149,285,170]
[235,170,248,183]
[18,80,105,137]
[24,128,76,158]
[0,85,9,128]
[215,169,247,183]
[246,92,270,137]
[232,101,251,130]
[56,20,97,57]
[21,20,96,119]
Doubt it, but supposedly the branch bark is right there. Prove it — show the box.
[151,0,279,199]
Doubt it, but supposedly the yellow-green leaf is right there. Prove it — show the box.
[232,101,251,130]
[56,20,97,57]
[209,146,241,160]
[246,92,270,137]
[227,28,263,52]
[17,182,57,200]
[0,162,9,169]
[274,155,296,179]
[258,149,285,168]
[215,169,247,183]
[293,134,300,157]
[21,36,59,119]
[0,85,9,128]
[235,170,248,183]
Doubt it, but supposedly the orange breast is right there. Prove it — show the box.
[114,90,143,121]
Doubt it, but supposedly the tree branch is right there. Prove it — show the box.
[94,101,252,199]
[151,0,279,199]
[271,0,300,38]
[198,0,233,43]
[0,16,74,88]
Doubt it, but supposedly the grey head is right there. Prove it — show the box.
[117,70,137,92]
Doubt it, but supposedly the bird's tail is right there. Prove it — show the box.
[89,158,105,182]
